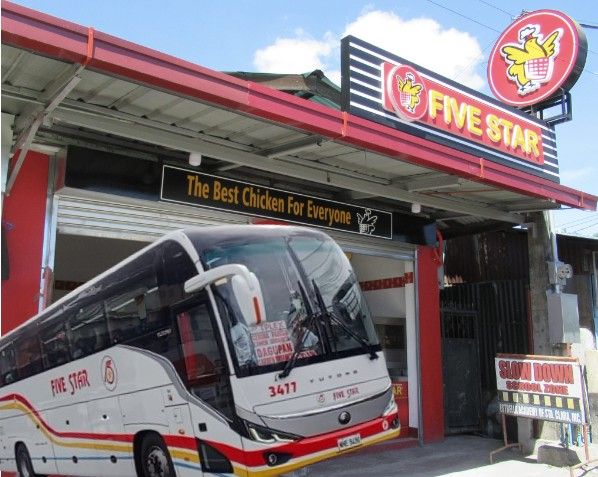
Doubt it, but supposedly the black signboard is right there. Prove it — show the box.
[341,36,560,183]
[161,166,393,239]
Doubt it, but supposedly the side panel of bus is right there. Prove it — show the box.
[0,346,207,476]
[1,233,274,476]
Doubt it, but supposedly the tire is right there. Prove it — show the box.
[16,444,43,477]
[138,434,175,477]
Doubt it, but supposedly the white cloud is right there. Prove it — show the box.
[343,11,485,89]
[252,10,486,90]
[253,31,336,74]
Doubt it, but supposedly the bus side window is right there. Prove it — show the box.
[106,290,146,343]
[157,241,198,308]
[69,302,109,359]
[106,250,160,344]
[175,303,235,420]
[140,286,169,332]
[15,335,43,379]
[176,306,217,384]
[41,323,71,370]
[0,345,17,386]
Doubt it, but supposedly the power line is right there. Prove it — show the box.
[476,0,514,19]
[424,1,598,81]
[568,220,598,233]
[558,213,598,227]
[425,0,502,34]
[453,38,498,82]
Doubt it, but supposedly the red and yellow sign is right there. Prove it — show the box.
[495,354,587,425]
[487,10,587,107]
[382,62,545,164]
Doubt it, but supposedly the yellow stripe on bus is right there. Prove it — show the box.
[0,401,132,453]
[170,448,201,464]
[2,399,400,476]
[240,427,402,477]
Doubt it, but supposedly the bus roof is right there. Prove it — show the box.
[0,225,327,345]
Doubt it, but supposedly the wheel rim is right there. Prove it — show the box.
[145,445,170,477]
[17,452,31,477]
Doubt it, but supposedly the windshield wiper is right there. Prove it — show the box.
[278,281,318,379]
[312,280,378,361]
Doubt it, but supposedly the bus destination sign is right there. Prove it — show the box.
[161,165,393,239]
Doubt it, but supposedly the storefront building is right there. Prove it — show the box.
[1,2,596,446]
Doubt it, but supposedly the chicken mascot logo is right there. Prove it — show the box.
[500,24,562,96]
[487,10,586,107]
[396,72,423,113]
[385,64,428,122]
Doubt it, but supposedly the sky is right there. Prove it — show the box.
[12,0,598,237]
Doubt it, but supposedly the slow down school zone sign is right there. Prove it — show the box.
[495,354,587,425]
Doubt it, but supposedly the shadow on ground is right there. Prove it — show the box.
[304,435,597,477]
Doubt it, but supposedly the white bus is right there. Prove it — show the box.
[0,226,400,477]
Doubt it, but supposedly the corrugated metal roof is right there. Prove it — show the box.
[2,2,594,234]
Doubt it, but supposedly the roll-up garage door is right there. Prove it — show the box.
[56,188,248,242]
[56,188,415,260]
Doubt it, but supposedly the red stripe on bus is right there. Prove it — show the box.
[1,393,134,443]
[204,411,398,466]
[1,392,398,468]
[163,434,197,450]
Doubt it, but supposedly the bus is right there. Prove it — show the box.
[0,225,400,477]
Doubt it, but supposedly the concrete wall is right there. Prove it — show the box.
[585,350,598,441]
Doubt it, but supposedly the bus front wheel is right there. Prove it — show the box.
[139,433,175,477]
[15,444,44,477]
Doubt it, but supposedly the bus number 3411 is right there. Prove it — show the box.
[268,381,297,397]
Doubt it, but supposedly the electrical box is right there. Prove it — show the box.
[546,292,580,344]
[546,261,573,286]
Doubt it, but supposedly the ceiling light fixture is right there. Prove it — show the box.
[188,152,202,167]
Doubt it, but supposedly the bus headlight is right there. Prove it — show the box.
[245,421,299,444]
[383,395,398,416]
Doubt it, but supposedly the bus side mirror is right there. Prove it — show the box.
[184,263,266,326]
[231,272,266,326]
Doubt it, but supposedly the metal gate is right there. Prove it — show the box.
[442,303,481,434]
[441,280,529,434]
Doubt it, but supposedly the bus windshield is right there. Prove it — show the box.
[198,231,380,376]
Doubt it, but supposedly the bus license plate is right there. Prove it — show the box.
[337,433,362,451]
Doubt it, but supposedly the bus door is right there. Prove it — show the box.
[171,298,241,476]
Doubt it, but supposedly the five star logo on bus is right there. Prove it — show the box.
[487,10,587,107]
[101,355,117,391]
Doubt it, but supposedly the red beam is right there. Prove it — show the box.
[2,0,596,211]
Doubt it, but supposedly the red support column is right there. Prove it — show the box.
[417,245,445,443]
[1,151,50,333]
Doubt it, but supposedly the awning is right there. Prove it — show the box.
[2,1,596,236]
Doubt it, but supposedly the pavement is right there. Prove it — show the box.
[295,435,598,477]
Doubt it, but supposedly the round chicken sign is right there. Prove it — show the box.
[487,10,587,107]
[385,64,428,121]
